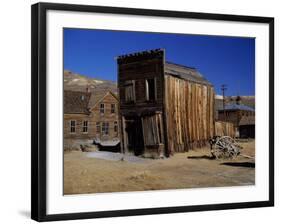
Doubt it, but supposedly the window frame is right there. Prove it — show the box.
[114,121,118,135]
[111,104,116,114]
[100,103,105,114]
[96,122,101,134]
[124,80,135,103]
[101,122,109,136]
[82,120,88,133]
[145,77,157,101]
[70,120,76,133]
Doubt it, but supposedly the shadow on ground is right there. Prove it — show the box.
[220,162,255,168]
[187,155,215,160]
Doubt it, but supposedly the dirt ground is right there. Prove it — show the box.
[64,140,255,195]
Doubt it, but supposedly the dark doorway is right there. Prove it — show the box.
[239,125,255,138]
[125,117,144,156]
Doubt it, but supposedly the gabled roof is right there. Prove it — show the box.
[218,103,255,112]
[239,115,255,126]
[64,90,91,114]
[88,90,118,109]
[165,62,212,85]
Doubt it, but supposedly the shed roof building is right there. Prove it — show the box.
[165,62,212,85]
[118,48,215,158]
[218,103,255,112]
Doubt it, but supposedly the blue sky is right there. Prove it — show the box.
[64,28,255,96]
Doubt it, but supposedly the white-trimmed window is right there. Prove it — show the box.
[111,104,116,113]
[114,121,118,136]
[82,120,88,133]
[145,78,156,101]
[102,122,109,136]
[70,120,76,133]
[100,103,105,114]
[96,122,100,134]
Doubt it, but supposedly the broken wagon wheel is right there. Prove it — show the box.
[211,136,240,159]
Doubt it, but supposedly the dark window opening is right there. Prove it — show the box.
[102,122,109,136]
[96,122,100,133]
[114,121,118,136]
[124,80,135,103]
[146,78,156,101]
[111,104,116,113]
[82,120,88,133]
[70,120,76,133]
[100,103,105,114]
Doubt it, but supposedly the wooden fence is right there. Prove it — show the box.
[215,121,235,137]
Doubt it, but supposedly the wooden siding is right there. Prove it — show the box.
[141,113,164,146]
[118,56,164,116]
[118,51,165,157]
[64,114,90,139]
[218,110,255,128]
[215,121,235,138]
[165,75,215,153]
[64,92,119,141]
[88,92,119,141]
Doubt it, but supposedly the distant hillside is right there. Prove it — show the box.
[64,70,117,94]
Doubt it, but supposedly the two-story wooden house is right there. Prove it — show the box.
[88,90,120,143]
[64,90,92,140]
[117,49,215,158]
[64,90,120,150]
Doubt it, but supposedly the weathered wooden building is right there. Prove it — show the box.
[64,90,92,140]
[217,101,255,137]
[117,49,215,158]
[64,90,120,149]
[88,91,120,142]
[215,121,235,138]
[239,115,255,138]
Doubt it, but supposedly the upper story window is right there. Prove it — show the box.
[145,78,156,101]
[124,80,135,103]
[82,121,88,133]
[111,104,116,114]
[102,122,109,136]
[100,103,105,114]
[96,122,100,134]
[70,120,76,133]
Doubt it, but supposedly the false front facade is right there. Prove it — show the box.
[118,49,215,158]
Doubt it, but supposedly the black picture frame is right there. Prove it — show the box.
[31,2,274,222]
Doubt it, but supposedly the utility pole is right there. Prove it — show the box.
[221,84,227,121]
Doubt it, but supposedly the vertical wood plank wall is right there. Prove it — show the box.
[214,121,235,138]
[165,75,215,153]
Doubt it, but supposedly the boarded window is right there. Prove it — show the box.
[145,78,156,101]
[96,122,100,133]
[70,120,76,133]
[82,120,88,133]
[111,104,116,113]
[124,80,135,102]
[100,103,105,114]
[114,121,118,136]
[141,114,163,146]
[102,122,109,136]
